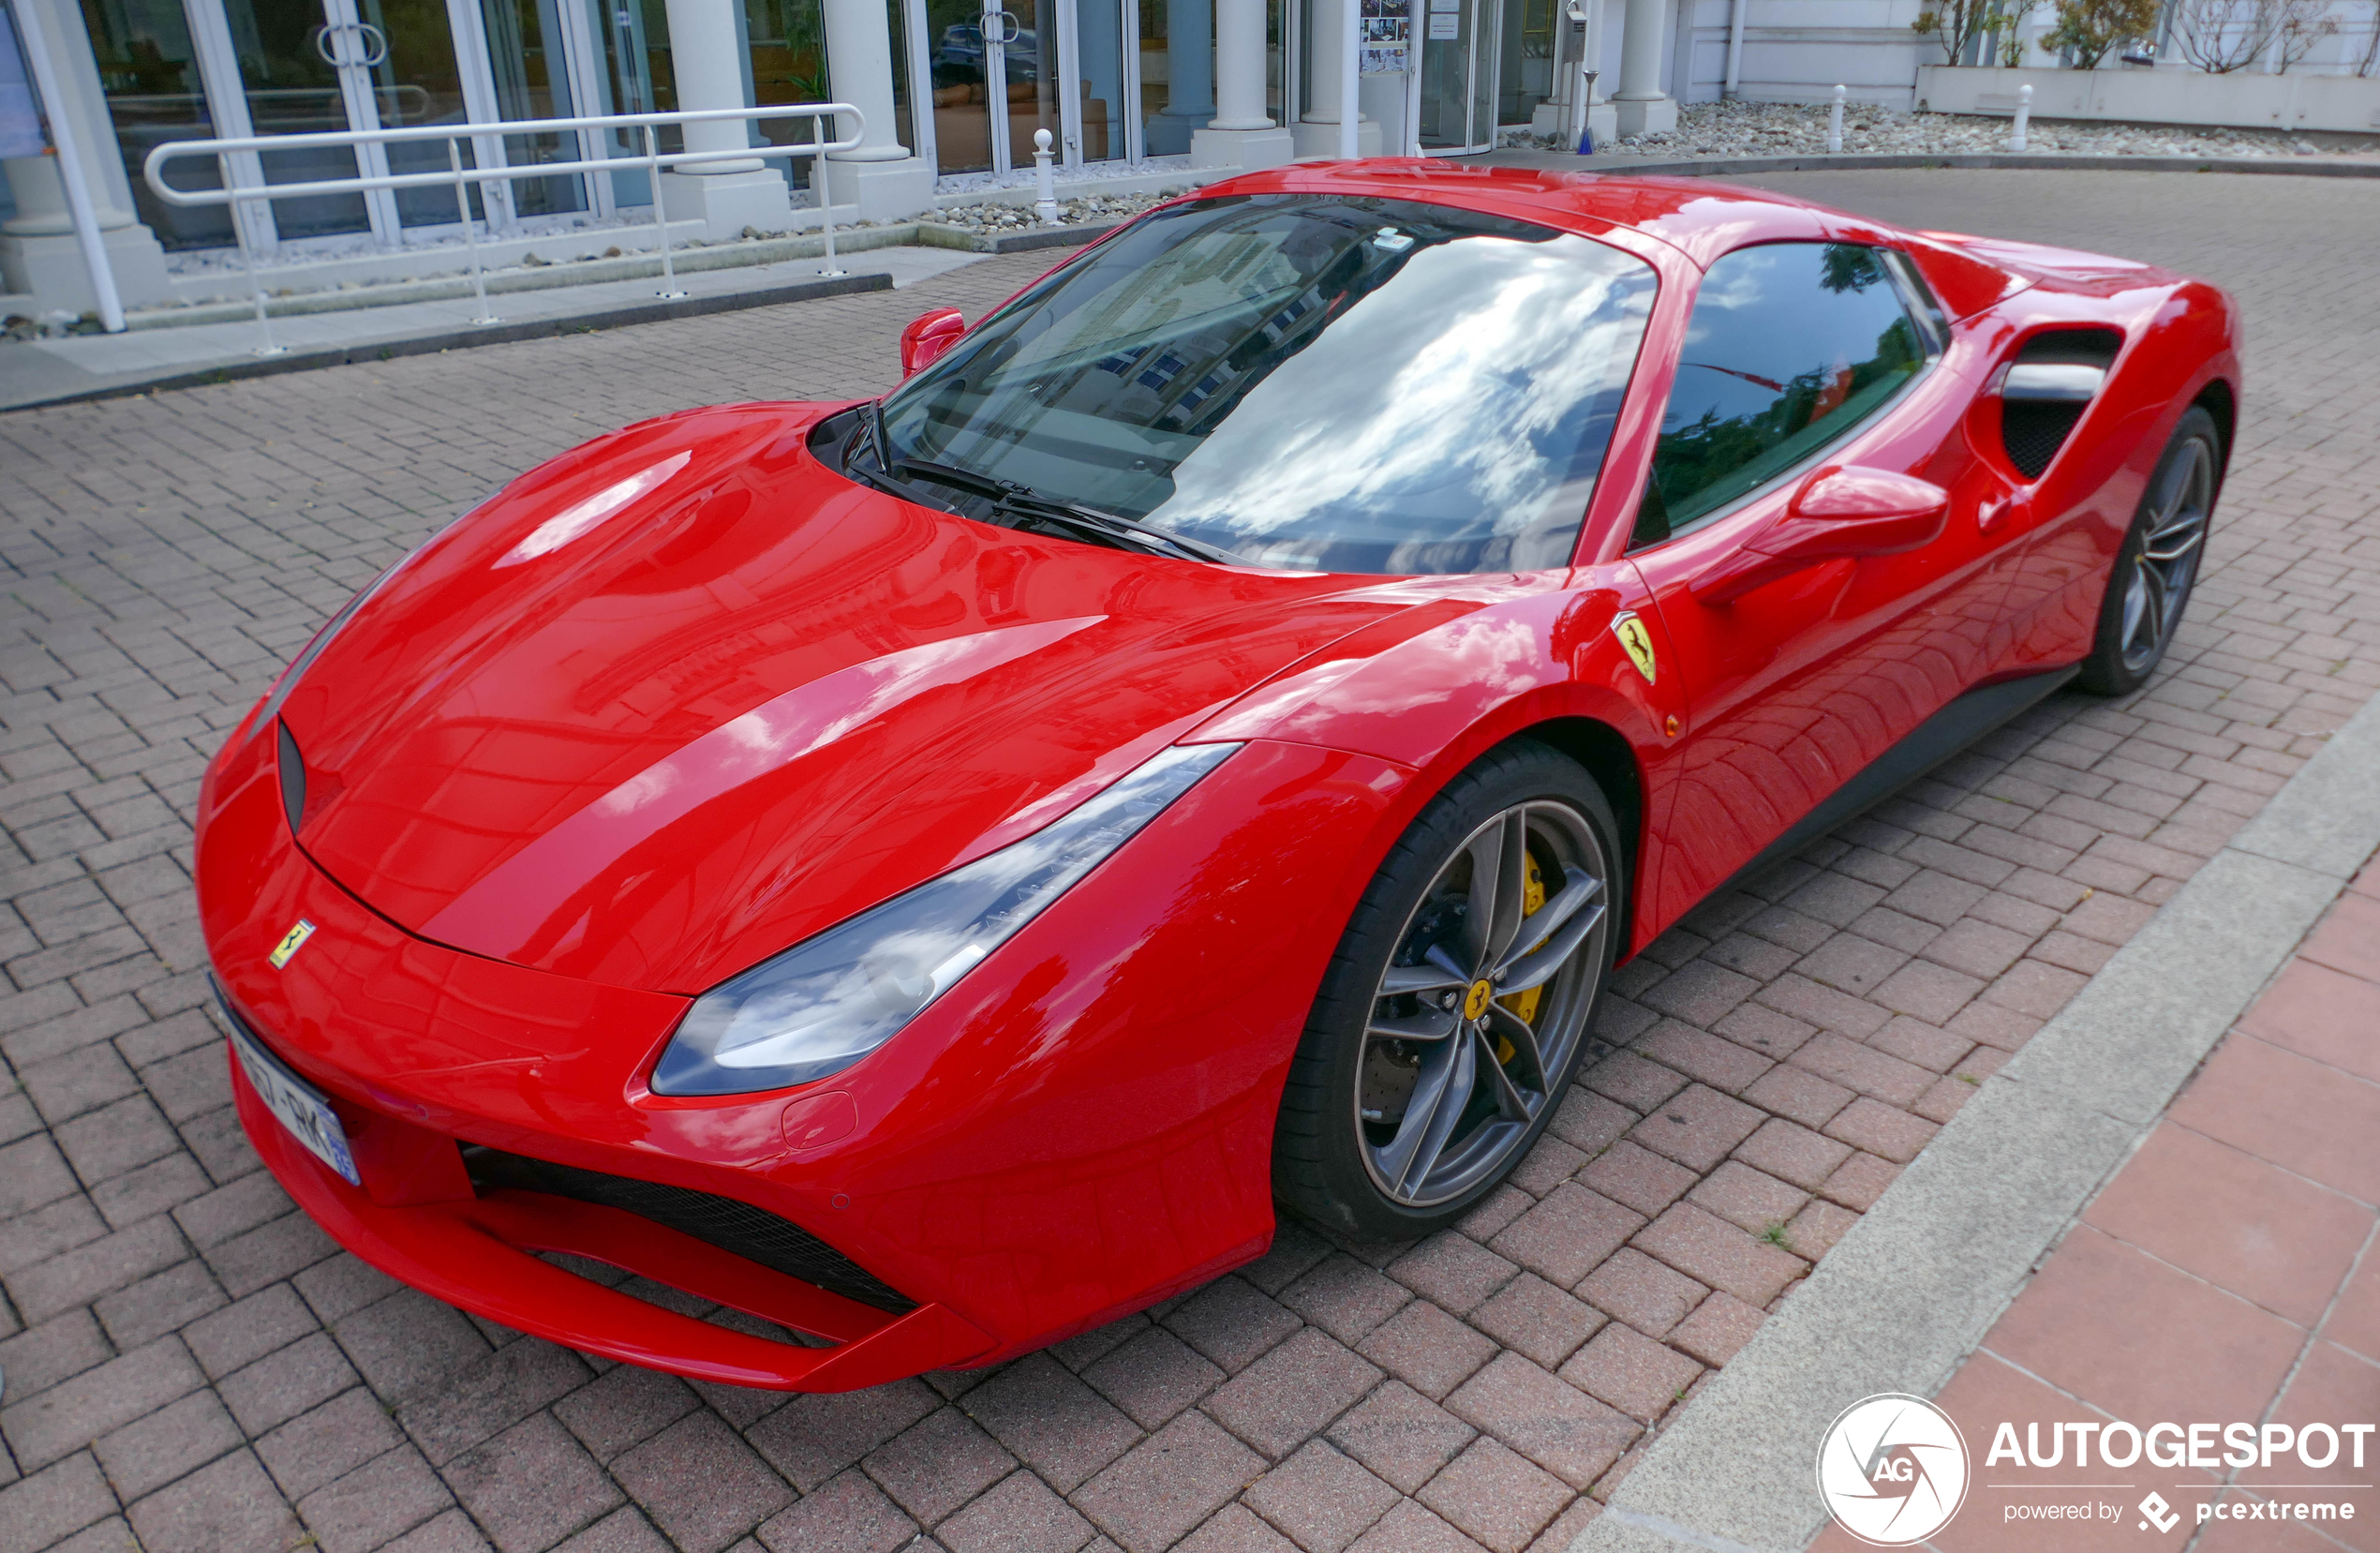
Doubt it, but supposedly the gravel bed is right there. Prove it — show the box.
[1499,99,2376,159]
[930,190,1186,230]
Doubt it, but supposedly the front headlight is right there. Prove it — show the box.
[649,741,1242,1097]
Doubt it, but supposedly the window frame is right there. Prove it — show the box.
[1625,239,1947,557]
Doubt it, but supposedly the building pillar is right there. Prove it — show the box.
[0,0,171,313]
[1290,0,1380,157]
[657,0,794,239]
[823,0,935,218]
[1611,0,1674,137]
[1191,0,1294,167]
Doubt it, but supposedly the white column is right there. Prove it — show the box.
[822,0,936,217]
[1191,0,1296,166]
[1290,0,1380,157]
[1610,0,1674,137]
[656,0,792,238]
[0,0,171,312]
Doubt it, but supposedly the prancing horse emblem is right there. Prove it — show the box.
[1612,611,1657,685]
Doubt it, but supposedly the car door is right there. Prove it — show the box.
[1623,239,2018,928]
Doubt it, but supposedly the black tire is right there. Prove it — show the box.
[1273,739,1624,1240]
[2074,406,2224,697]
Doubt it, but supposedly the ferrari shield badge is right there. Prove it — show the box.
[1611,611,1658,685]
[269,919,316,970]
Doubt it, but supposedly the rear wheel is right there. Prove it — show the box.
[2075,407,2221,696]
[1273,741,1622,1239]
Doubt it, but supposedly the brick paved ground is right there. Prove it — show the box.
[1,170,2375,1553]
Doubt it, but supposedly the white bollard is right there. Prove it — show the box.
[1034,128,1059,225]
[2010,82,2032,152]
[1827,83,1845,155]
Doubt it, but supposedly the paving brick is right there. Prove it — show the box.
[299,1444,455,1553]
[1574,1248,1706,1341]
[1785,1033,1933,1107]
[1074,1411,1266,1553]
[611,1411,794,1553]
[1,1336,206,1473]
[398,1339,592,1467]
[91,1259,224,1351]
[217,1331,362,1436]
[1346,1499,1483,1553]
[1557,1323,1702,1424]
[1384,1234,1516,1317]
[1166,1276,1302,1373]
[1356,1299,1498,1403]
[0,1452,120,1553]
[1545,1089,1637,1155]
[1083,1325,1224,1429]
[959,1351,1139,1493]
[1633,1204,1807,1307]
[1575,1141,1696,1217]
[755,1469,917,1553]
[1176,1503,1301,1553]
[1668,1292,1767,1368]
[1203,1326,1382,1460]
[1731,1117,1853,1192]
[254,1388,404,1501]
[1632,1023,1773,1094]
[179,1283,317,1379]
[1489,1185,1644,1289]
[87,1151,210,1231]
[1283,1253,1414,1343]
[1820,1151,1905,1212]
[1416,1437,1571,1553]
[747,1379,941,1491]
[1822,1098,1941,1164]
[1626,1084,1764,1172]
[1242,1441,1400,1553]
[937,1469,1096,1553]
[1686,1161,1810,1238]
[444,1414,621,1553]
[5,1213,186,1325]
[334,1289,493,1403]
[1445,1352,1634,1490]
[127,1449,304,1553]
[863,1407,1016,1527]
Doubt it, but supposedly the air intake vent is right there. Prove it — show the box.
[1997,328,2120,481]
[462,1145,915,1313]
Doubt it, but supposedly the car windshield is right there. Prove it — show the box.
[871,193,1659,575]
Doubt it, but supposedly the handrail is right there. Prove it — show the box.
[141,101,866,357]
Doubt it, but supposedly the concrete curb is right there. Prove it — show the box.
[1570,685,2380,1553]
[1531,151,2380,180]
[18,272,895,410]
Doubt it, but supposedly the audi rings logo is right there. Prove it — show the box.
[1817,1394,1972,1546]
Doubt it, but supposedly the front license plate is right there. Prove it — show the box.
[226,1012,359,1187]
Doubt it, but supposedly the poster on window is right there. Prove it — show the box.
[1361,0,1410,73]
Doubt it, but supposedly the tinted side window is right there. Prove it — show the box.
[1631,243,1926,548]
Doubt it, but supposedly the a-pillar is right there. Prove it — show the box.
[657,0,793,239]
[0,0,171,314]
[1290,0,1381,157]
[1191,0,1293,167]
[1610,0,1675,138]
[823,0,935,219]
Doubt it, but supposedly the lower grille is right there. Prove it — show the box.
[462,1146,915,1313]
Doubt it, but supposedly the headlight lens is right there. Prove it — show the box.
[650,741,1242,1097]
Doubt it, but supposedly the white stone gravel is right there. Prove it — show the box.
[930,190,1186,231]
[1499,99,2375,160]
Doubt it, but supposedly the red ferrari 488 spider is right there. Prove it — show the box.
[196,161,2239,1392]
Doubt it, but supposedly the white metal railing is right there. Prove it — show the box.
[142,102,866,358]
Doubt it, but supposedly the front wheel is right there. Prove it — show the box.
[1272,741,1622,1240]
[2075,406,2222,696]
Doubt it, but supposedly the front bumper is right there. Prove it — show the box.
[197,711,1411,1387]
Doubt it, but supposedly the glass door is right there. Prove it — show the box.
[923,0,991,171]
[215,0,376,240]
[1415,0,1492,152]
[1000,0,1058,169]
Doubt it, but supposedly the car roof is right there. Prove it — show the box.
[1192,159,1855,268]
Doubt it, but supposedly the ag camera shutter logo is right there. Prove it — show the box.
[1816,1394,1971,1546]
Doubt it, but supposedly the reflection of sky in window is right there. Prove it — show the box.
[1667,245,1902,432]
[1152,239,1654,573]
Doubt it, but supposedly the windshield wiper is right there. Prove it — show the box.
[893,457,1250,566]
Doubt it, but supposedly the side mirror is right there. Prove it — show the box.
[1689,465,1950,605]
[900,307,966,377]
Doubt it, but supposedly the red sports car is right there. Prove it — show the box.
[196,162,2239,1392]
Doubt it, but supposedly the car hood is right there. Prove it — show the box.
[277,402,1412,995]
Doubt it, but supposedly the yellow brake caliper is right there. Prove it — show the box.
[1493,855,1546,1062]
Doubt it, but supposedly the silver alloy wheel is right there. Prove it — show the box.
[2119,434,2215,676]
[1356,800,1611,1208]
